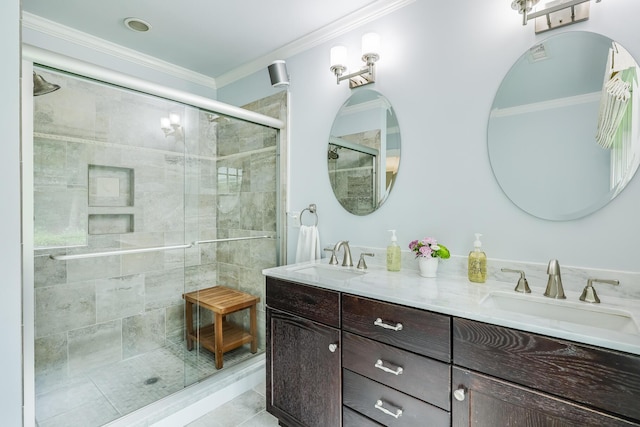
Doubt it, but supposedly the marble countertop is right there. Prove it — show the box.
[263,260,640,356]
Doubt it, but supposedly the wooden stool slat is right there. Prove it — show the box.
[183,286,259,314]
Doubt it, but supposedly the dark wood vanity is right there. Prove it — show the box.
[266,276,640,427]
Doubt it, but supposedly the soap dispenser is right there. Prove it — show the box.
[468,233,487,283]
[387,230,401,272]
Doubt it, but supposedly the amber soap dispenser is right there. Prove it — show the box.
[468,233,487,283]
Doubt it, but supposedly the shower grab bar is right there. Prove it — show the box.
[49,235,274,261]
[195,235,273,244]
[49,243,194,260]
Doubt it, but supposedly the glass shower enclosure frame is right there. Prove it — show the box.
[22,45,287,426]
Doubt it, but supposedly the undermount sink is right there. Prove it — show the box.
[480,291,639,335]
[291,264,367,281]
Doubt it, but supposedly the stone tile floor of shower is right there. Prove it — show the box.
[35,342,275,427]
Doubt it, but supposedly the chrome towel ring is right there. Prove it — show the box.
[300,204,318,226]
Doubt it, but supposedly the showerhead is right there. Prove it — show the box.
[33,72,61,96]
[328,147,339,160]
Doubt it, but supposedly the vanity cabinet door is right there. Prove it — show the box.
[451,367,640,427]
[266,307,341,427]
[453,318,640,421]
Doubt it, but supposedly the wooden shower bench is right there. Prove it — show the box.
[182,286,260,369]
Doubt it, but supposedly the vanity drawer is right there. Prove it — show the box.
[343,369,450,427]
[343,406,383,426]
[266,277,340,327]
[453,317,640,421]
[343,331,451,411]
[342,294,451,362]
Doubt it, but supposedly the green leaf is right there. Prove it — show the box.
[436,244,450,259]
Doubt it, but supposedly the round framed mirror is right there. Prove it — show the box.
[488,31,640,220]
[328,89,401,215]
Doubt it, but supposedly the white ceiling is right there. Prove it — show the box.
[22,0,412,87]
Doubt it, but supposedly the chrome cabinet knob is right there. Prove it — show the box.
[328,343,338,353]
[453,388,466,401]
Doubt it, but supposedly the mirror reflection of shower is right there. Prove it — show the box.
[328,146,340,160]
[33,71,61,96]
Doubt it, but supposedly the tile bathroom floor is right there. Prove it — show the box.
[186,380,278,427]
[35,343,262,427]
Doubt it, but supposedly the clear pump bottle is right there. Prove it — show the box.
[387,230,401,272]
[468,233,487,283]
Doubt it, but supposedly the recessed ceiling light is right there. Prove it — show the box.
[124,17,152,33]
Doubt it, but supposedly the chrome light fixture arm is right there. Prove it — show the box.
[331,54,378,88]
[513,0,603,32]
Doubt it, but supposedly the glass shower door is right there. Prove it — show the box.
[32,67,194,424]
[31,66,281,426]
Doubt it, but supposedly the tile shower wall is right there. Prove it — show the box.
[32,69,283,403]
[213,92,285,349]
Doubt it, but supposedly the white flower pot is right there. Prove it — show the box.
[418,257,439,278]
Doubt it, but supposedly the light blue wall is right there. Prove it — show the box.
[219,0,640,273]
[1,0,25,424]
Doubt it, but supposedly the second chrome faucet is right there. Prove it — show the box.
[544,259,566,299]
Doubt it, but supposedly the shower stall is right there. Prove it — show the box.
[25,54,285,426]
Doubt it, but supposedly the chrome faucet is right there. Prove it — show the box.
[580,278,619,303]
[543,259,566,299]
[323,247,339,265]
[333,240,353,267]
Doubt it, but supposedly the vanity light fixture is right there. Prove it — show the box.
[160,113,182,137]
[512,0,602,33]
[330,33,380,89]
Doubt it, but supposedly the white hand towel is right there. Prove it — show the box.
[295,225,321,263]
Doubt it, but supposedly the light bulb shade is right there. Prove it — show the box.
[169,113,180,126]
[268,60,290,87]
[330,45,348,68]
[361,33,380,57]
[160,117,171,130]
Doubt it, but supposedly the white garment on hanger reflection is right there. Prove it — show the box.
[295,225,321,263]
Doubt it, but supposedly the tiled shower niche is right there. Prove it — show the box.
[88,164,135,234]
[88,164,134,207]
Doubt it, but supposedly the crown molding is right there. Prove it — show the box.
[22,0,415,91]
[22,12,218,90]
[215,0,415,88]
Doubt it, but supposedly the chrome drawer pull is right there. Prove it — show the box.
[328,343,338,353]
[374,359,404,376]
[374,399,403,419]
[374,317,403,331]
